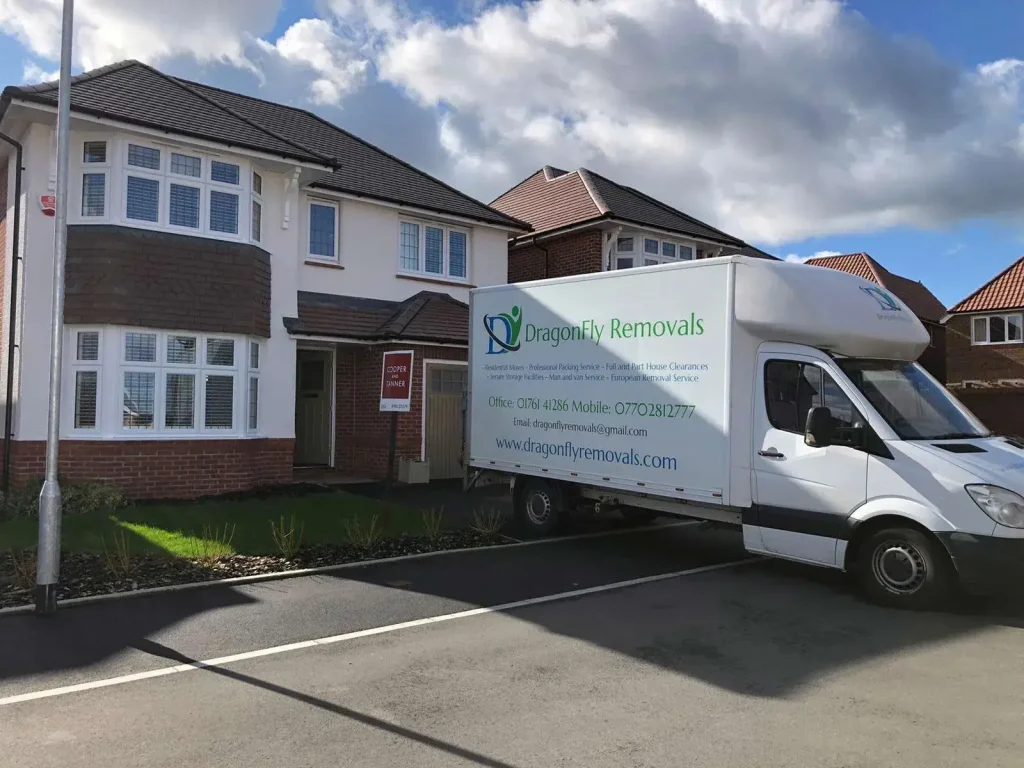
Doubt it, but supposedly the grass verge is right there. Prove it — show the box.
[0,491,424,558]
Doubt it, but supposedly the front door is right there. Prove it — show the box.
[751,353,869,566]
[295,349,331,466]
[426,364,468,479]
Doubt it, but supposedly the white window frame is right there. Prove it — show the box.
[397,218,471,282]
[67,135,252,242]
[612,231,696,270]
[307,198,341,262]
[66,327,104,434]
[251,171,263,245]
[207,160,243,238]
[971,313,1024,345]
[60,327,263,439]
[77,138,110,221]
[247,340,261,435]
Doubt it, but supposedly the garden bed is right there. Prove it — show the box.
[0,530,506,610]
[0,483,510,610]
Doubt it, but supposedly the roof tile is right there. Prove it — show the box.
[288,291,468,344]
[3,61,525,229]
[948,256,1024,314]
[490,166,745,247]
[806,252,947,322]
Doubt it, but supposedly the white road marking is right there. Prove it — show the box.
[0,557,756,707]
[0,520,701,616]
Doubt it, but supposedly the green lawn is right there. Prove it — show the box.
[0,491,429,557]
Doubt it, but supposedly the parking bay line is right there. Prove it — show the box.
[0,557,757,708]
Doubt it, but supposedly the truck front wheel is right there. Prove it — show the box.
[855,527,954,610]
[514,478,563,538]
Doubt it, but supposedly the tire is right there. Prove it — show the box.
[855,527,954,610]
[620,507,659,525]
[514,479,563,538]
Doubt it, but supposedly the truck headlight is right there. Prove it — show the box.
[965,484,1024,529]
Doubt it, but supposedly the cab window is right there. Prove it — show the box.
[765,360,864,444]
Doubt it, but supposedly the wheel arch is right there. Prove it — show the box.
[844,500,955,571]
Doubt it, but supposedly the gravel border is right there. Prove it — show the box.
[0,530,507,613]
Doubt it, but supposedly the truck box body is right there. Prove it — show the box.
[468,256,927,509]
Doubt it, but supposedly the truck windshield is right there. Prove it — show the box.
[836,359,990,441]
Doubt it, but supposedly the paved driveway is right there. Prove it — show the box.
[1,523,1021,767]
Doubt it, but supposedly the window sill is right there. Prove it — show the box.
[62,433,261,441]
[971,341,1023,347]
[397,273,474,288]
[305,260,345,271]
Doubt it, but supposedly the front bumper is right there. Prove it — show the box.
[937,531,1024,593]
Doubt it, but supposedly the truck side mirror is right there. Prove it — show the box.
[805,406,834,448]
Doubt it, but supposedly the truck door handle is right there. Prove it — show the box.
[758,449,785,459]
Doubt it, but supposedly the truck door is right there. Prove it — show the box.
[751,354,869,566]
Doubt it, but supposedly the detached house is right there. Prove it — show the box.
[0,61,525,498]
[944,255,1024,435]
[805,252,947,382]
[489,166,764,283]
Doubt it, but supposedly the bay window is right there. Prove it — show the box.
[251,171,263,244]
[398,218,470,280]
[63,327,263,438]
[612,231,696,270]
[73,136,252,241]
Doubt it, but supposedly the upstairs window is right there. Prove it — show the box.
[80,140,108,218]
[309,201,339,260]
[251,171,263,244]
[613,232,696,270]
[74,138,251,240]
[398,219,470,281]
[972,314,1024,345]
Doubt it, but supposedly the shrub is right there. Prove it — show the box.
[269,514,305,559]
[471,507,506,536]
[2,479,128,519]
[344,513,383,549]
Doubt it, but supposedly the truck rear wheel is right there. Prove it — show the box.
[514,478,563,538]
[855,527,953,610]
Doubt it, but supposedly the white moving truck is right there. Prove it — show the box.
[466,256,1024,608]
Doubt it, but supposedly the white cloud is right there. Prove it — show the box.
[21,61,58,84]
[0,0,281,72]
[5,0,1024,247]
[785,250,842,263]
[257,18,369,104]
[361,0,1024,243]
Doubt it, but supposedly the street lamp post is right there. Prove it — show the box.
[36,0,75,615]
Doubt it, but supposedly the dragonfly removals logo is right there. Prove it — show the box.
[861,285,902,312]
[483,305,523,354]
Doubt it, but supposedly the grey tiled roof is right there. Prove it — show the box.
[285,291,470,344]
[2,61,527,230]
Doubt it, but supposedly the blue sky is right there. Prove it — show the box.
[2,0,1023,308]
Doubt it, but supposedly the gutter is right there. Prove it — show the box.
[0,129,23,505]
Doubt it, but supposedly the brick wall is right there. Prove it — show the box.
[946,314,1024,385]
[508,229,604,283]
[334,344,466,479]
[956,389,1024,437]
[919,321,947,383]
[65,225,272,337]
[0,438,293,499]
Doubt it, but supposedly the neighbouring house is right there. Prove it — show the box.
[943,255,1024,435]
[489,166,767,283]
[805,252,948,382]
[0,61,527,499]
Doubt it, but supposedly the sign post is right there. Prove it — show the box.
[379,350,414,490]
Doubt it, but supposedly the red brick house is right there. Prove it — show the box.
[490,166,764,282]
[0,61,526,498]
[805,252,947,382]
[943,255,1024,435]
